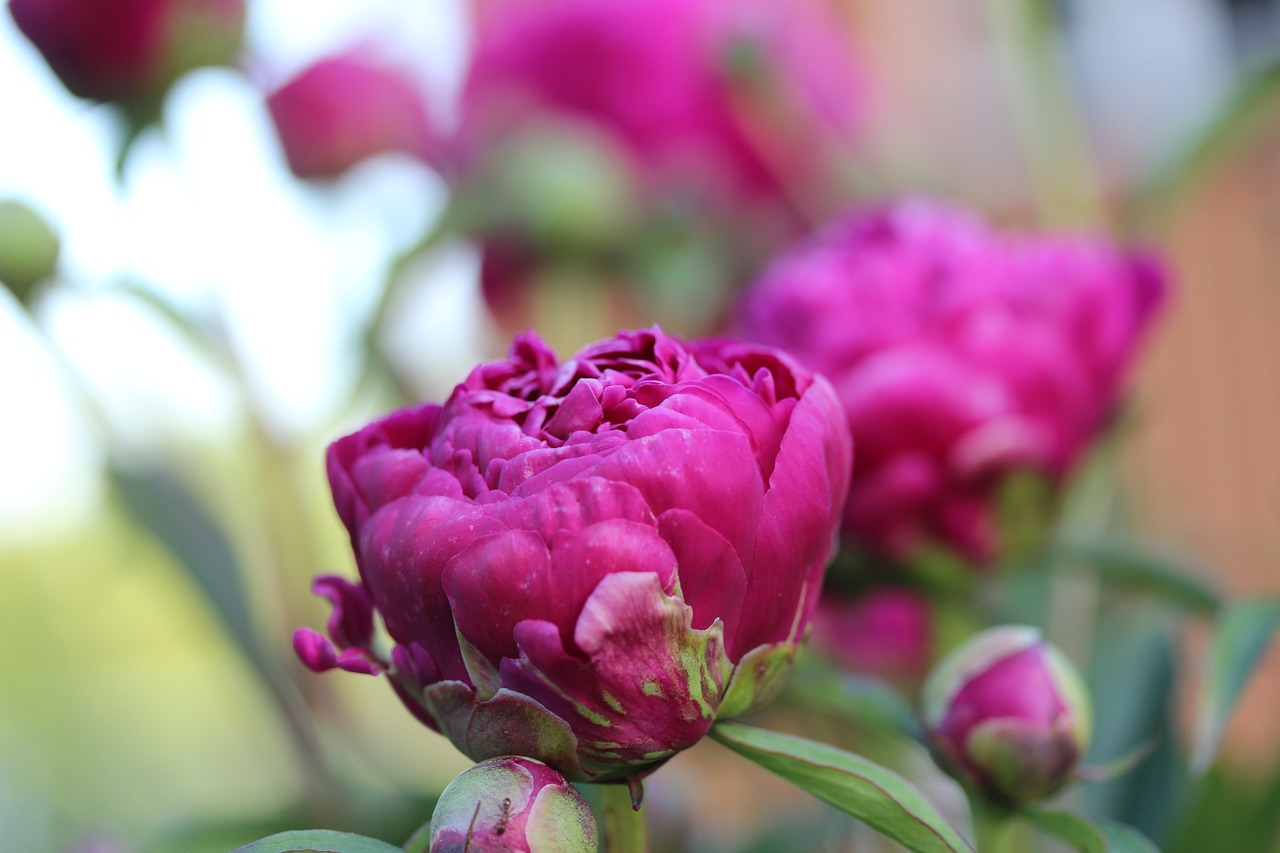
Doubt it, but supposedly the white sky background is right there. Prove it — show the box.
[0,0,487,543]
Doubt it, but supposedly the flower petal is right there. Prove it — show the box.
[499,572,730,780]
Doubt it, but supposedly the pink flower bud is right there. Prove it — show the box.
[430,757,597,853]
[921,626,1092,804]
[267,52,436,180]
[8,0,244,109]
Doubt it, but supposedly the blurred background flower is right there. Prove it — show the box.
[732,197,1164,567]
[2,0,1280,851]
[440,0,865,347]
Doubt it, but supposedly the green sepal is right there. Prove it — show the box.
[718,641,798,719]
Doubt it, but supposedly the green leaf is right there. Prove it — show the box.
[1024,808,1107,853]
[1048,539,1222,616]
[1025,809,1162,853]
[1098,819,1162,853]
[710,721,974,853]
[1075,733,1160,783]
[112,466,268,673]
[1193,597,1280,773]
[1138,58,1280,223]
[1082,621,1182,840]
[112,466,262,669]
[231,830,406,853]
[1168,762,1280,852]
[400,820,431,853]
[785,667,923,741]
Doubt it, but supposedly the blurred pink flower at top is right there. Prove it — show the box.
[810,587,932,688]
[455,0,862,208]
[267,52,437,180]
[733,199,1166,565]
[9,0,244,108]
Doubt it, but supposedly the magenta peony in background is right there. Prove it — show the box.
[456,0,861,207]
[922,625,1092,804]
[8,0,244,112]
[266,52,437,181]
[296,328,851,781]
[809,586,933,688]
[448,0,864,327]
[733,198,1166,565]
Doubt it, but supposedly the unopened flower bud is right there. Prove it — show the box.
[430,756,597,853]
[267,52,436,180]
[0,200,60,302]
[8,0,244,114]
[921,625,1091,804]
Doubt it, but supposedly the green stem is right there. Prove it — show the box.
[970,796,1020,853]
[982,0,1107,229]
[600,783,649,853]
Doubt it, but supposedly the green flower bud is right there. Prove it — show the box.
[0,200,60,302]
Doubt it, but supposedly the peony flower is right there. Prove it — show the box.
[810,587,932,688]
[8,0,244,112]
[733,198,1165,565]
[297,327,851,782]
[452,0,863,338]
[430,756,597,853]
[455,0,861,209]
[921,625,1092,804]
[266,52,436,180]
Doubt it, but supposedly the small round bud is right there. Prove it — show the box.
[266,53,435,180]
[921,625,1091,804]
[0,199,60,302]
[430,756,598,853]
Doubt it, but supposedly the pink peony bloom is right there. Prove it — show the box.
[297,327,851,781]
[454,0,861,209]
[733,199,1166,565]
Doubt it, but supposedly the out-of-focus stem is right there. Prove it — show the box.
[600,782,649,853]
[982,0,1109,229]
[969,796,1020,853]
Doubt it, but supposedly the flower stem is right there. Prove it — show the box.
[970,796,1020,853]
[981,0,1107,229]
[600,782,649,853]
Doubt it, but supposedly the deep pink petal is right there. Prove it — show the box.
[581,429,764,572]
[311,574,375,650]
[294,628,338,673]
[658,508,746,632]
[499,573,727,776]
[732,377,851,658]
[358,496,504,684]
